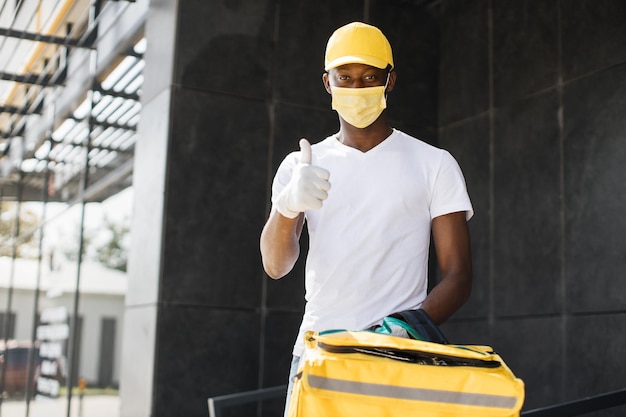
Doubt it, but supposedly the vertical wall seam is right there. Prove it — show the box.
[556,0,567,404]
[264,3,280,219]
[258,0,281,398]
[487,0,495,333]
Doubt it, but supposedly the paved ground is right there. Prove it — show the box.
[0,395,119,417]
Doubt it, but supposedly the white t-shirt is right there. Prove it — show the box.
[271,129,473,356]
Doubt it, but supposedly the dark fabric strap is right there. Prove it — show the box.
[390,309,449,344]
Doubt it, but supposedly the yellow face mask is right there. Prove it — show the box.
[330,74,390,128]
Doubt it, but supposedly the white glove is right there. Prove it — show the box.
[274,138,331,219]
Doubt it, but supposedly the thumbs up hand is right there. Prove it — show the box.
[274,139,331,219]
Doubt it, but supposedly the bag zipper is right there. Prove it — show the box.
[317,342,502,368]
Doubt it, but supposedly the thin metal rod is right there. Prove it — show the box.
[0,174,23,417]
[24,148,51,417]
[65,4,99,416]
[66,180,89,417]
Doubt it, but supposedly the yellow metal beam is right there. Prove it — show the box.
[4,0,77,106]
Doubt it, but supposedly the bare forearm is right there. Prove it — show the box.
[260,209,303,279]
[424,211,473,324]
[420,272,471,324]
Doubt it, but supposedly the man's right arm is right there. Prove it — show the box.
[260,210,305,279]
[260,138,330,279]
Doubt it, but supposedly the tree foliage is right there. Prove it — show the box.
[1,202,130,273]
[0,203,39,258]
[94,216,129,272]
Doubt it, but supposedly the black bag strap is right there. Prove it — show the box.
[389,309,449,344]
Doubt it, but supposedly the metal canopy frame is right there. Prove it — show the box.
[0,27,95,48]
[0,104,41,116]
[0,0,145,204]
[0,69,66,86]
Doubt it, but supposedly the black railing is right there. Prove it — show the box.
[208,385,287,417]
[208,386,626,417]
[521,388,626,416]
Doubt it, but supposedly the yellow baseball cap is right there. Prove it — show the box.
[324,22,394,71]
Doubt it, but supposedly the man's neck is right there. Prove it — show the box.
[337,117,394,153]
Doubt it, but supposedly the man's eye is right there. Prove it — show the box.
[338,75,349,80]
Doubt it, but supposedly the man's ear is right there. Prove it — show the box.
[386,70,397,94]
[322,72,332,94]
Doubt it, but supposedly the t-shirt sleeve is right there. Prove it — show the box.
[430,150,474,221]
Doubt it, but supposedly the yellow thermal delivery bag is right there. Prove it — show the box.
[287,330,525,417]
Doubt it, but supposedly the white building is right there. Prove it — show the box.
[0,256,126,388]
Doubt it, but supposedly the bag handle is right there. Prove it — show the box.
[389,309,449,344]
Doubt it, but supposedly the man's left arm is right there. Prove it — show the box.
[420,211,472,325]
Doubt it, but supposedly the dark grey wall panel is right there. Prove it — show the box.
[439,0,489,125]
[438,0,626,412]
[496,317,563,409]
[561,0,626,81]
[175,0,275,99]
[440,318,491,346]
[264,255,306,312]
[566,314,626,408]
[563,64,626,314]
[262,310,303,380]
[154,307,261,417]
[161,88,269,308]
[493,92,561,317]
[493,0,559,106]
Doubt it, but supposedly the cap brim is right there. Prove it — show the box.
[325,55,389,71]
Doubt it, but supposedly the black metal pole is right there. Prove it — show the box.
[0,173,23,417]
[65,2,99,415]
[24,139,53,417]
